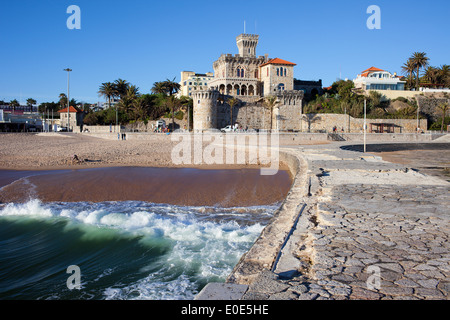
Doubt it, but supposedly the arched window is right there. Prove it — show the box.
[278,83,285,91]
[284,68,287,76]
[241,69,244,78]
[277,68,279,76]
[237,69,240,77]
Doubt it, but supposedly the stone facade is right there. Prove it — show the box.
[192,89,219,131]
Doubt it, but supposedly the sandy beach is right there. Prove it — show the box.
[0,133,181,171]
[0,132,295,206]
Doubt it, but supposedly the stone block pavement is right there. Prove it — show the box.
[240,143,450,300]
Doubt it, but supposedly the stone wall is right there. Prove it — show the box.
[417,96,450,122]
[216,97,303,131]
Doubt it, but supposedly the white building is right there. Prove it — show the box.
[179,71,214,97]
[353,66,406,91]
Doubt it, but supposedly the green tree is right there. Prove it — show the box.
[263,95,277,130]
[401,58,416,90]
[163,78,181,130]
[227,97,239,128]
[423,66,440,87]
[439,65,450,88]
[163,77,181,97]
[132,96,146,121]
[180,96,193,130]
[83,112,98,125]
[9,99,19,112]
[437,102,449,132]
[98,82,115,108]
[151,81,167,95]
[59,93,67,109]
[113,79,130,99]
[411,52,429,90]
[26,98,36,110]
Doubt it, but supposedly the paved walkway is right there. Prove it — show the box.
[241,142,450,300]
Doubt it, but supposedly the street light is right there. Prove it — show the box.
[364,98,367,153]
[64,68,72,131]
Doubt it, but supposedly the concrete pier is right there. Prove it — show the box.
[197,137,450,300]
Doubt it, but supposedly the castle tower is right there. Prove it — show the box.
[236,34,259,58]
[192,89,219,132]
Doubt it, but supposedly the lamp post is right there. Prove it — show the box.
[63,68,72,131]
[364,98,367,153]
[416,100,420,133]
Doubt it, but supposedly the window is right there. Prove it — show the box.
[237,69,240,77]
[277,68,279,76]
[241,69,244,78]
[284,68,287,76]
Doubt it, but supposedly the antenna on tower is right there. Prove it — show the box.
[244,20,246,34]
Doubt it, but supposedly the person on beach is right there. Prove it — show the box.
[71,154,81,164]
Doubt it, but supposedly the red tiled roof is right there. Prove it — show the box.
[361,66,384,73]
[58,106,82,113]
[260,58,297,67]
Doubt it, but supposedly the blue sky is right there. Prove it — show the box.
[1,0,449,105]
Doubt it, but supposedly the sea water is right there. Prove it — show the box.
[0,199,277,300]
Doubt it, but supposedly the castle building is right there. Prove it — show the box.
[193,33,304,131]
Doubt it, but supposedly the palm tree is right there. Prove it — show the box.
[166,96,180,131]
[126,85,140,98]
[26,98,36,111]
[179,96,193,131]
[164,77,181,96]
[59,93,67,109]
[117,85,139,116]
[263,95,277,131]
[401,58,416,90]
[439,65,450,88]
[114,78,130,99]
[411,52,429,91]
[132,96,146,121]
[151,81,167,95]
[227,97,239,128]
[423,66,440,88]
[98,82,115,108]
[9,99,19,113]
[437,103,448,133]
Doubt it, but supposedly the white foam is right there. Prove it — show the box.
[0,200,271,300]
[0,199,53,218]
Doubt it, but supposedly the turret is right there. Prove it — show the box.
[192,89,219,132]
[236,34,259,58]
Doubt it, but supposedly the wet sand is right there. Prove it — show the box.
[0,167,292,207]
